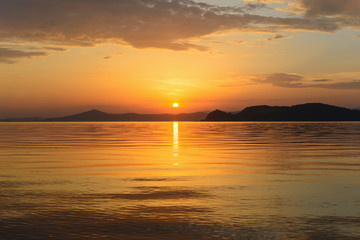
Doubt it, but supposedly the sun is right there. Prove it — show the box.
[172,102,179,108]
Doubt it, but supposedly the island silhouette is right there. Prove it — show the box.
[1,109,208,122]
[48,109,208,121]
[2,103,360,122]
[205,103,360,121]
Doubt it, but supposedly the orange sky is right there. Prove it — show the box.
[0,0,360,118]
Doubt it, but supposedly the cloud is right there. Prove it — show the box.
[253,73,305,87]
[301,0,360,17]
[252,72,360,89]
[103,56,112,60]
[244,0,288,3]
[211,40,245,45]
[0,0,342,51]
[312,79,332,82]
[0,47,48,64]
[315,81,360,89]
[43,47,67,52]
[244,2,268,11]
[266,34,290,41]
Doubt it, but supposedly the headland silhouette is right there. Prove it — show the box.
[205,103,360,121]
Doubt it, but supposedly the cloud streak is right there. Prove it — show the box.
[0,0,343,51]
[252,72,360,89]
[43,47,67,52]
[266,34,290,41]
[301,0,360,17]
[0,47,48,64]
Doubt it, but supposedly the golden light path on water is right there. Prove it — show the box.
[1,122,360,239]
[173,122,179,161]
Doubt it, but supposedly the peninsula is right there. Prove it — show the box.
[205,103,360,121]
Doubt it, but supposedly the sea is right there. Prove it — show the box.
[0,122,360,240]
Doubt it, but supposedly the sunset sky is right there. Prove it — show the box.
[1,0,360,118]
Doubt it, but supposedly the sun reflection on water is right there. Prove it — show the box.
[173,122,179,160]
[1,122,360,239]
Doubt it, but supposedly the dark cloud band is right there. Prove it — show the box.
[0,47,48,64]
[302,0,360,17]
[0,0,342,51]
[253,72,360,89]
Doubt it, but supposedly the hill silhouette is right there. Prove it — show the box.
[2,103,360,122]
[46,109,207,121]
[205,103,360,121]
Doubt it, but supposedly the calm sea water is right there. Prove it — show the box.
[1,122,360,240]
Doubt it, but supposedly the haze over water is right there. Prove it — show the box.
[1,122,360,239]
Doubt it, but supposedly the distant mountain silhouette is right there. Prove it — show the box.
[205,103,360,121]
[49,109,112,121]
[3,104,360,122]
[46,109,208,121]
[0,117,45,122]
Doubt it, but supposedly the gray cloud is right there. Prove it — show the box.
[312,79,332,82]
[266,34,289,41]
[0,47,48,64]
[253,72,360,89]
[43,47,67,52]
[302,0,360,17]
[315,81,360,89]
[253,73,305,88]
[244,2,268,11]
[0,0,341,51]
